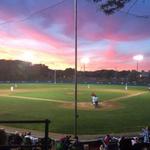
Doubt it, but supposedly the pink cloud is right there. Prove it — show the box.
[0,22,76,67]
[80,43,149,71]
[74,7,150,42]
[0,1,149,71]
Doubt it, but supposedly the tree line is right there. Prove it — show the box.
[0,59,149,85]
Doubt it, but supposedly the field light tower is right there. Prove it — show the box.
[81,57,90,72]
[133,54,144,72]
[54,69,56,84]
[50,62,57,84]
[22,51,35,62]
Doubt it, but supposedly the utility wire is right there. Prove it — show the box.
[120,0,150,19]
[20,0,67,22]
[121,10,150,19]
[117,0,150,19]
[126,0,138,14]
[0,0,67,26]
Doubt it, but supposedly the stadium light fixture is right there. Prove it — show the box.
[22,51,34,62]
[133,54,144,72]
[133,54,144,61]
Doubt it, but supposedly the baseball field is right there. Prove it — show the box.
[0,83,149,135]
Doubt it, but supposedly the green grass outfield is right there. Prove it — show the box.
[0,83,149,135]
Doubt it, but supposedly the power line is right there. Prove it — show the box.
[116,0,150,19]
[126,0,138,14]
[20,0,67,22]
[0,0,67,26]
[120,10,150,19]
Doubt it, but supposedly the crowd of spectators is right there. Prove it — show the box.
[56,135,84,150]
[0,126,150,150]
[56,126,150,150]
[0,128,52,150]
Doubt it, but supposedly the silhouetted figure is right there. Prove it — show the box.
[119,137,132,150]
[0,129,10,150]
[71,136,84,150]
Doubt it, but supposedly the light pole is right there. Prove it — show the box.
[81,57,90,72]
[80,57,90,84]
[133,54,144,72]
[54,69,56,84]
[51,62,57,84]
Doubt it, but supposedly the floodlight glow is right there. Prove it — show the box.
[22,51,34,62]
[133,54,144,61]
[81,57,90,64]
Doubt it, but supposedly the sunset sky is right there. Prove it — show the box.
[0,0,150,71]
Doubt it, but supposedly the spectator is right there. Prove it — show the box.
[25,132,38,145]
[0,129,10,150]
[131,137,139,146]
[56,141,64,150]
[64,136,71,150]
[107,137,118,150]
[40,137,52,150]
[103,134,111,150]
[141,126,150,143]
[14,131,23,145]
[71,136,83,150]
[56,136,71,150]
[119,136,132,150]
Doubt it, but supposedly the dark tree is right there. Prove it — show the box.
[0,59,149,84]
[92,0,131,15]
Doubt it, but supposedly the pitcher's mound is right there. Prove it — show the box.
[61,101,121,111]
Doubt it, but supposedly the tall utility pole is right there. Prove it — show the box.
[74,0,78,137]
